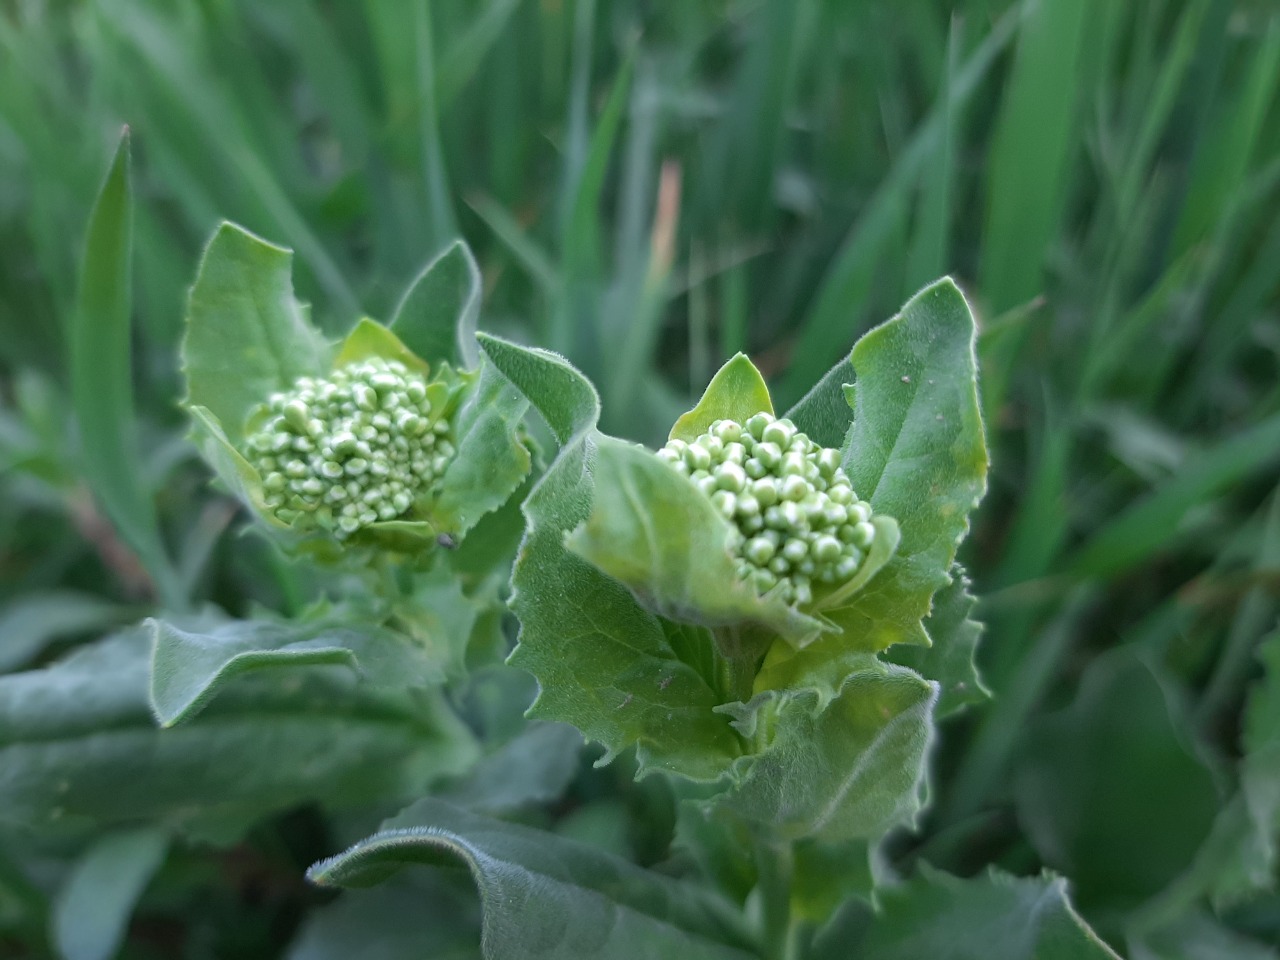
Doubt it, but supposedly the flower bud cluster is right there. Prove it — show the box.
[244,358,455,539]
[657,413,876,606]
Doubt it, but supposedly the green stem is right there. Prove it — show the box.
[712,625,758,706]
[755,833,794,960]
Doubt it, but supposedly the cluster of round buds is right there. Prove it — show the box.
[244,358,455,539]
[656,413,877,606]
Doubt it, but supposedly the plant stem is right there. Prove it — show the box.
[755,832,794,960]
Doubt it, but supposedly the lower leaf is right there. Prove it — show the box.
[308,798,758,960]
[716,663,937,843]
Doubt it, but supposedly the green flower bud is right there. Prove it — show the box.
[243,357,459,540]
[715,462,747,493]
[745,536,776,565]
[658,413,885,607]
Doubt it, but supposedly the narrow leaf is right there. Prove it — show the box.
[427,358,532,541]
[784,356,855,451]
[71,129,178,605]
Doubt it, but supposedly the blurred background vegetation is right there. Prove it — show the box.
[2,0,1280,956]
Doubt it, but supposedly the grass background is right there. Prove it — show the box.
[2,0,1280,956]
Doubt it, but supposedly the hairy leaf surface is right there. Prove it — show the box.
[480,335,743,780]
[761,278,987,686]
[390,240,482,370]
[308,799,756,960]
[717,663,936,842]
[890,565,989,717]
[149,616,445,727]
[183,222,331,444]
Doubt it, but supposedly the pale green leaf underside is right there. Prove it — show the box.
[669,353,774,442]
[565,435,826,649]
[286,872,482,960]
[148,616,445,727]
[183,221,331,444]
[717,663,937,842]
[308,799,756,960]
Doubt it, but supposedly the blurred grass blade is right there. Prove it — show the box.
[979,0,1091,313]
[71,130,181,608]
[1069,411,1280,579]
[905,14,961,293]
[1172,14,1280,256]
[977,0,1093,415]
[437,0,525,114]
[783,4,1018,401]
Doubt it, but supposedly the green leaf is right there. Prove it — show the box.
[332,316,431,376]
[0,591,131,674]
[308,799,756,960]
[1013,652,1219,912]
[669,354,774,442]
[784,356,855,451]
[0,629,476,842]
[838,277,987,641]
[427,358,532,542]
[477,334,599,445]
[890,565,989,717]
[390,240,482,370]
[565,435,826,651]
[480,335,742,781]
[1130,912,1280,960]
[438,722,582,815]
[287,871,482,960]
[71,129,180,606]
[757,278,987,687]
[185,404,280,526]
[716,663,936,842]
[825,865,1121,960]
[387,568,487,681]
[183,221,331,445]
[53,827,168,960]
[148,615,445,728]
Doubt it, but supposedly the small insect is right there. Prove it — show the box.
[436,532,458,550]
[658,676,673,691]
[616,693,633,710]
